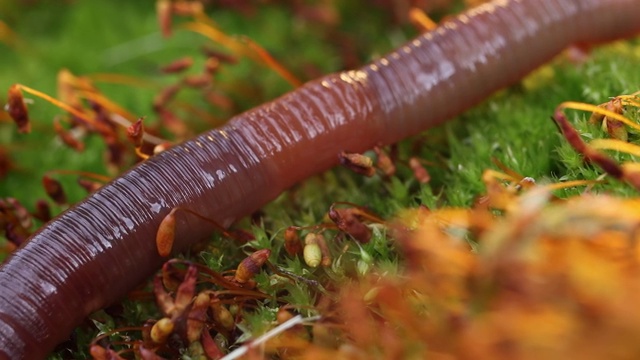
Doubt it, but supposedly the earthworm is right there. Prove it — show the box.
[1,0,639,358]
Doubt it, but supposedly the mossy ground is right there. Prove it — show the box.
[1,1,639,359]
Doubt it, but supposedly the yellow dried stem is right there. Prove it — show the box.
[482,169,519,183]
[77,90,138,122]
[542,179,600,191]
[17,85,89,121]
[408,7,438,32]
[589,138,640,157]
[134,148,150,160]
[560,101,640,131]
[88,73,160,89]
[182,21,302,87]
[0,20,20,48]
[619,97,640,108]
[45,169,111,183]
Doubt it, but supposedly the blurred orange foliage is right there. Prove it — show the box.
[303,189,640,359]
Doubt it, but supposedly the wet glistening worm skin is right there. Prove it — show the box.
[1,0,639,358]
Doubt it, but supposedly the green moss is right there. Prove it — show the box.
[1,1,639,358]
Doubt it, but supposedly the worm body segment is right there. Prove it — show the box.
[1,0,639,358]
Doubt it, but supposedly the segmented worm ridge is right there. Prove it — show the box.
[1,0,639,358]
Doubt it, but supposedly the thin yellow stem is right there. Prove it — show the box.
[589,138,640,157]
[409,7,438,32]
[78,90,138,122]
[617,95,640,108]
[561,101,640,131]
[45,169,112,183]
[542,179,600,191]
[18,85,97,127]
[182,21,302,87]
[87,73,161,89]
[482,169,519,182]
[134,147,150,160]
[19,84,167,146]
